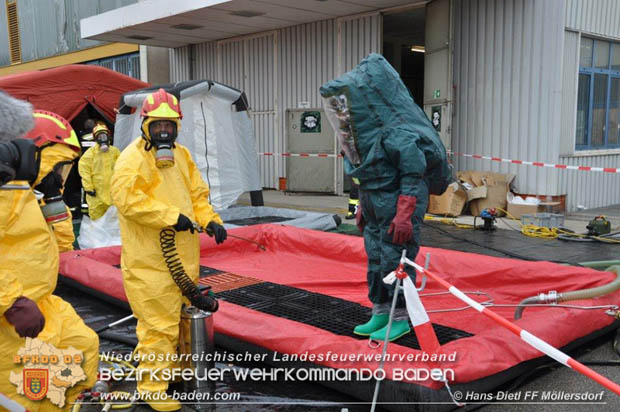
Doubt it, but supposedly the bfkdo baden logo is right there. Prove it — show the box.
[11,339,86,408]
[23,369,49,401]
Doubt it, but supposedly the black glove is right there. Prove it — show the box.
[34,171,63,199]
[174,213,195,233]
[85,190,96,197]
[189,291,219,313]
[207,221,227,244]
[4,297,46,338]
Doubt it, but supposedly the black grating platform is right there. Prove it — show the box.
[213,281,473,350]
[200,265,222,278]
[225,216,293,226]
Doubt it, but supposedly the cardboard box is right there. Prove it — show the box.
[428,182,467,216]
[507,203,539,219]
[457,170,516,217]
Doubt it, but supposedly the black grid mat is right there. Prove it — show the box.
[213,280,473,350]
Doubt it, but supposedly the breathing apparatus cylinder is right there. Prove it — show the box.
[39,194,69,223]
[179,306,215,412]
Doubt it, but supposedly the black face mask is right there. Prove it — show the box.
[146,121,177,168]
[96,133,111,152]
[148,122,177,147]
[0,139,40,187]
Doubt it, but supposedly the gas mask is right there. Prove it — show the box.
[145,119,177,168]
[96,132,111,153]
[0,138,40,187]
[34,161,74,223]
[322,94,361,165]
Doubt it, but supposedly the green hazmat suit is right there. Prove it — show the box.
[320,53,451,310]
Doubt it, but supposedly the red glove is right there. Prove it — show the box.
[388,195,417,244]
[355,203,365,233]
[4,297,45,338]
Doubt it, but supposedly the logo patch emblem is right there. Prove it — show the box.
[23,369,48,401]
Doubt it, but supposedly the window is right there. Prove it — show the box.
[85,53,141,80]
[577,37,620,150]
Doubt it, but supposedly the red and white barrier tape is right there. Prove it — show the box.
[258,150,620,174]
[258,152,342,158]
[403,256,620,396]
[449,151,620,174]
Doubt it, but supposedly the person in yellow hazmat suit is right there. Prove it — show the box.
[25,110,82,252]
[0,91,99,410]
[111,88,227,411]
[78,122,120,220]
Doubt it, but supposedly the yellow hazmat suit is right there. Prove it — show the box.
[111,138,223,394]
[0,187,99,410]
[78,144,120,220]
[34,144,80,252]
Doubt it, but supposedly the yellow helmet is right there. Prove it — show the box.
[140,88,182,141]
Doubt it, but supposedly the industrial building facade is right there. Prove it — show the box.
[4,0,620,211]
[0,0,142,77]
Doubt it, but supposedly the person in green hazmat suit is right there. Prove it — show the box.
[320,53,451,342]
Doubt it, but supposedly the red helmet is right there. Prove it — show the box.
[24,110,80,151]
[140,88,182,141]
[140,88,182,119]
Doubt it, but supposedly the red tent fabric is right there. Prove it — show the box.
[60,225,620,389]
[0,65,148,123]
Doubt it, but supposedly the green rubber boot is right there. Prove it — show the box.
[369,319,411,342]
[353,313,389,336]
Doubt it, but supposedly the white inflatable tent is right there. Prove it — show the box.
[78,80,339,248]
[114,80,263,210]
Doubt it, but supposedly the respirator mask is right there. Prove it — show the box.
[0,138,39,188]
[146,119,177,168]
[96,132,110,153]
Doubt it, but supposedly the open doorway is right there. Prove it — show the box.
[382,7,426,106]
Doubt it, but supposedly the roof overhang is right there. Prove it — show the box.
[81,0,423,48]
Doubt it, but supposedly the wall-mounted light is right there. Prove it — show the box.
[410,45,425,53]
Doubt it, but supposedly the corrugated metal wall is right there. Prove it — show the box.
[559,1,620,211]
[340,14,382,72]
[169,46,190,81]
[170,14,381,189]
[559,30,579,157]
[565,0,620,37]
[559,154,620,210]
[9,0,136,64]
[193,42,217,79]
[0,2,9,66]
[452,0,565,196]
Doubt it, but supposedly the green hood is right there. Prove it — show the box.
[320,53,449,194]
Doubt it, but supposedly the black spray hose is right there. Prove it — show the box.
[160,228,199,296]
[514,265,620,319]
[160,228,218,312]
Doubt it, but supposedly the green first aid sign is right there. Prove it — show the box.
[301,111,321,133]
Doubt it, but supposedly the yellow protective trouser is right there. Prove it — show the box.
[51,208,75,252]
[0,295,99,411]
[124,274,191,394]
